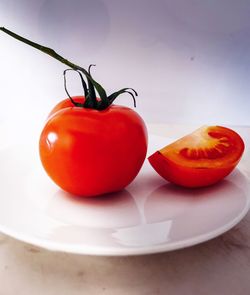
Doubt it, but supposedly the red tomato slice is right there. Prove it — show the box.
[148,126,245,188]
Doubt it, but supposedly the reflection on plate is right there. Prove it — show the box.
[0,135,249,256]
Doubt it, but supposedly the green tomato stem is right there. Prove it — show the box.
[0,26,137,110]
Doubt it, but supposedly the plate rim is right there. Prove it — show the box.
[0,196,249,256]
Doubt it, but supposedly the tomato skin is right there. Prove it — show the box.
[148,126,245,188]
[47,96,86,118]
[149,151,238,188]
[40,97,148,197]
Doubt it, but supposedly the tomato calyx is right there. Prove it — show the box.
[0,27,137,110]
[63,67,137,110]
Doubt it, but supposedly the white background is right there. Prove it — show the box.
[1,3,250,294]
[1,0,250,130]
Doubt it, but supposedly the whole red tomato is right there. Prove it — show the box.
[0,28,148,197]
[149,126,244,188]
[40,96,147,196]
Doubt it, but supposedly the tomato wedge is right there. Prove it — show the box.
[148,126,245,188]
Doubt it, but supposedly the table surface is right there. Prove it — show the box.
[1,124,250,295]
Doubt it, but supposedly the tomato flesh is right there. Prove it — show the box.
[148,126,245,188]
[39,97,148,197]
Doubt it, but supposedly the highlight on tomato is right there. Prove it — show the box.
[148,126,245,188]
[1,27,148,197]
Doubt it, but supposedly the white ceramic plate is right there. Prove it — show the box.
[0,134,249,256]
